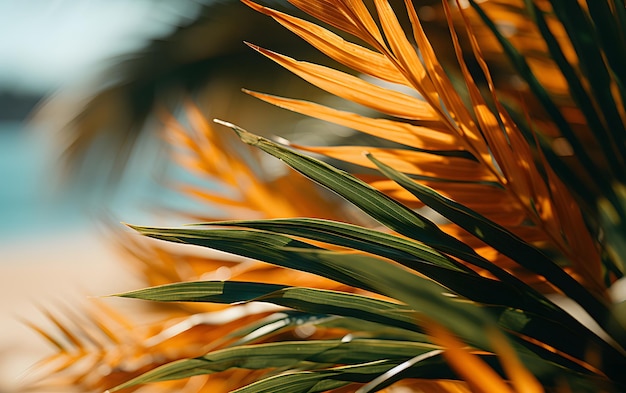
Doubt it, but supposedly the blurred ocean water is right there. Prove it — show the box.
[0,0,209,248]
[0,1,231,255]
[0,122,73,240]
[0,118,217,253]
[0,121,167,248]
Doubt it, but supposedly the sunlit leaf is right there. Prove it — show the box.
[426,321,515,393]
[245,43,440,121]
[242,0,408,85]
[244,90,456,150]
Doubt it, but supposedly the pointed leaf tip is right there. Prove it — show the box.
[212,118,235,128]
[213,119,261,145]
[125,223,149,234]
[124,223,142,232]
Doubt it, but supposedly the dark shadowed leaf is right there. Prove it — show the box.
[110,340,441,391]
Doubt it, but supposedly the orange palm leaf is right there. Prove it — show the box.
[241,0,606,295]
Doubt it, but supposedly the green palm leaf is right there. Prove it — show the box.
[129,225,495,351]
[110,340,442,392]
[119,281,421,334]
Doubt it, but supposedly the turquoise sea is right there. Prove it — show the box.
[0,121,167,247]
[0,122,74,240]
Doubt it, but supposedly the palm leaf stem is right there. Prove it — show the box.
[507,105,597,211]
[507,103,626,282]
[443,0,609,296]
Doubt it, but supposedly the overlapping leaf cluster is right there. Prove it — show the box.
[26,0,626,392]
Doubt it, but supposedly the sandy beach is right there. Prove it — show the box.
[0,229,142,392]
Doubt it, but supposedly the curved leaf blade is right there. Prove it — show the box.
[366,153,606,313]
[211,120,492,265]
[244,90,457,151]
[199,217,464,272]
[110,340,439,392]
[242,0,408,85]
[118,281,422,333]
[129,224,497,351]
[210,120,563,309]
[198,218,543,311]
[367,153,626,366]
[245,43,439,121]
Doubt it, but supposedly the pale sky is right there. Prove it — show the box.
[0,0,203,93]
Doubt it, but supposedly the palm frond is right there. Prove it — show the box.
[25,0,626,392]
[242,0,610,297]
